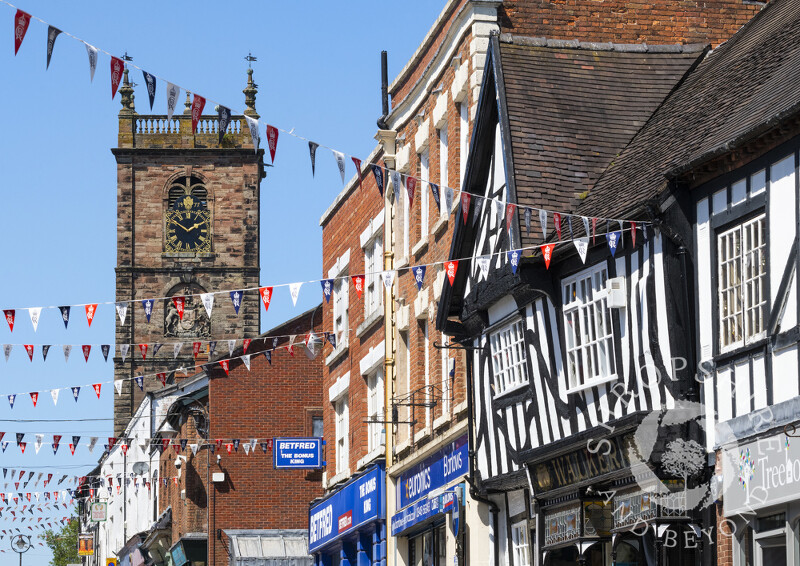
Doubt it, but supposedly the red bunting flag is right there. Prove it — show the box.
[92,384,101,398]
[351,275,365,299]
[287,344,295,357]
[68,444,75,455]
[173,297,185,320]
[219,360,229,375]
[82,345,91,362]
[631,221,637,246]
[352,157,362,187]
[266,125,279,163]
[541,243,556,269]
[13,10,30,55]
[121,443,128,455]
[4,310,14,332]
[259,287,273,313]
[19,442,25,454]
[110,56,123,99]
[191,94,206,134]
[226,443,233,454]
[161,438,170,452]
[461,193,471,224]
[554,213,562,240]
[139,344,148,360]
[445,261,458,286]
[85,304,97,327]
[29,393,37,408]
[157,373,166,386]
[24,345,33,361]
[192,341,201,359]
[505,204,516,233]
[243,339,251,354]
[216,439,223,451]
[406,177,417,210]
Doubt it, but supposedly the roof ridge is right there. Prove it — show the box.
[497,33,707,53]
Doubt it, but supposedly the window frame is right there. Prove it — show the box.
[488,317,530,398]
[333,274,349,350]
[363,234,383,319]
[511,520,531,566]
[419,149,430,242]
[334,394,349,474]
[716,212,768,353]
[561,263,617,391]
[459,102,468,189]
[366,366,384,453]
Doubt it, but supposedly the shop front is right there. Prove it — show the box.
[721,429,800,566]
[309,463,386,566]
[390,434,468,566]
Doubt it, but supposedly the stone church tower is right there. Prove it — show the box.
[113,68,263,435]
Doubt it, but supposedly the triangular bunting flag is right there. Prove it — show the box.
[351,275,365,299]
[631,221,637,247]
[110,57,124,99]
[430,183,440,212]
[243,339,251,354]
[320,279,333,304]
[92,384,101,399]
[13,10,30,55]
[406,176,417,210]
[228,340,236,357]
[554,212,562,240]
[352,157,362,188]
[208,340,217,357]
[115,302,128,326]
[333,151,346,183]
[245,115,259,153]
[445,186,454,215]
[82,345,91,362]
[229,291,242,315]
[120,344,129,362]
[525,207,531,235]
[142,70,156,110]
[506,204,516,233]
[264,350,272,365]
[289,282,302,306]
[308,142,318,176]
[381,270,396,289]
[391,171,401,204]
[24,345,33,362]
[142,299,153,323]
[193,342,201,359]
[84,304,97,327]
[71,387,79,402]
[166,82,180,121]
[85,43,98,82]
[259,287,273,313]
[242,354,251,371]
[413,265,426,291]
[219,360,229,375]
[445,261,458,286]
[29,393,38,409]
[114,380,123,396]
[134,376,144,391]
[200,293,214,318]
[46,26,61,69]
[50,389,58,406]
[539,209,548,239]
[460,193,471,224]
[507,250,521,274]
[3,345,11,362]
[139,344,148,360]
[101,344,110,361]
[607,231,621,257]
[3,311,14,333]
[191,94,206,134]
[172,297,185,320]
[42,344,50,361]
[371,164,384,197]
[541,243,555,269]
[28,308,41,332]
[58,306,69,328]
[266,125,279,163]
[173,342,183,359]
[574,237,589,264]
[218,106,232,144]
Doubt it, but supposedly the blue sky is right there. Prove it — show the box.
[0,1,445,563]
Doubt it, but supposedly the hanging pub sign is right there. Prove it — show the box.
[273,437,324,469]
[90,501,107,522]
[78,533,94,556]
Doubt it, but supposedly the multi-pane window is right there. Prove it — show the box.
[511,521,531,566]
[439,126,449,206]
[333,276,349,349]
[364,236,383,318]
[424,321,431,428]
[403,180,410,258]
[459,103,468,188]
[562,265,616,390]
[367,367,384,453]
[718,213,767,351]
[335,395,349,473]
[420,150,429,240]
[489,319,529,396]
[440,332,451,417]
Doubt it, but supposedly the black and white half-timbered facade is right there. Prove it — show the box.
[437,32,712,566]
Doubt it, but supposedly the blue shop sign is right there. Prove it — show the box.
[396,434,468,510]
[391,485,462,536]
[274,437,324,469]
[308,464,384,553]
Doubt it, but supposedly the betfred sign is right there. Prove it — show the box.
[273,437,323,469]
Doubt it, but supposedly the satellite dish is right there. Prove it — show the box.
[132,462,149,476]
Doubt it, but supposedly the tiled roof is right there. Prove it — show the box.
[576,0,800,220]
[497,36,706,248]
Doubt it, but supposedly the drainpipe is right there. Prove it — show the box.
[377,51,389,130]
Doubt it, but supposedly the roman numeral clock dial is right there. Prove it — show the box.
[165,195,211,253]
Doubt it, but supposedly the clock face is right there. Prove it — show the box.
[165,196,211,253]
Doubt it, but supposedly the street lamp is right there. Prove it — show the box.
[10,534,32,566]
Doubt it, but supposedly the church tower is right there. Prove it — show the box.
[113,68,263,435]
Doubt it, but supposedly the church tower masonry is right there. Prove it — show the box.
[113,68,264,435]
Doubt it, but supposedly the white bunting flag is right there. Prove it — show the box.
[3,344,11,362]
[381,270,396,289]
[200,293,214,318]
[250,438,257,452]
[477,256,491,280]
[244,115,259,153]
[391,171,402,203]
[574,237,589,264]
[114,380,123,396]
[88,437,98,453]
[173,342,183,359]
[289,282,302,306]
[445,187,454,215]
[539,209,548,239]
[85,43,98,82]
[228,340,236,357]
[35,435,43,455]
[28,308,41,332]
[189,443,198,456]
[116,302,128,326]
[243,442,251,455]
[50,389,59,406]
[582,216,590,238]
[120,344,129,362]
[473,195,484,226]
[166,82,180,121]
[242,354,251,371]
[333,150,346,183]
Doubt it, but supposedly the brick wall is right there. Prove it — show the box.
[498,0,762,47]
[207,307,324,566]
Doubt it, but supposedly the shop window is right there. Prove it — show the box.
[562,264,616,390]
[367,367,384,453]
[409,524,446,566]
[718,213,767,352]
[489,318,529,396]
[511,520,531,566]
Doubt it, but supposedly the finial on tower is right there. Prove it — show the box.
[184,91,192,115]
[119,67,135,115]
[243,53,259,119]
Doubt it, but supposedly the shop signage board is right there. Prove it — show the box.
[391,485,462,536]
[90,501,107,522]
[273,437,324,469]
[78,534,94,556]
[544,505,581,547]
[308,464,384,553]
[396,434,468,510]
[722,432,798,515]
[613,491,656,530]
